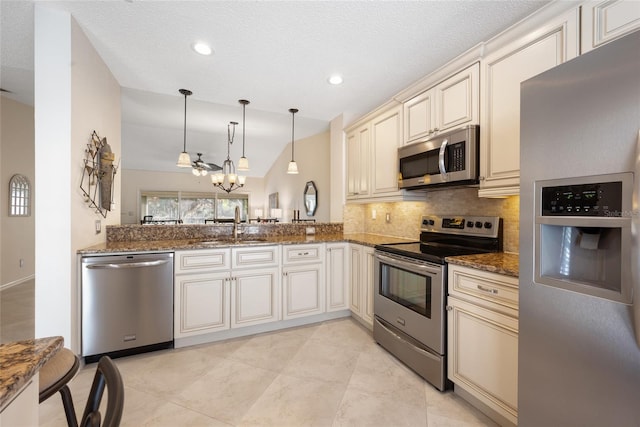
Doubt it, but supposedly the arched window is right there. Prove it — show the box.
[9,174,31,216]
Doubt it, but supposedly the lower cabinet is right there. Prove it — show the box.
[282,263,325,320]
[175,272,230,337]
[326,243,349,312]
[447,265,519,426]
[282,243,325,320]
[349,244,375,328]
[231,267,280,328]
[0,378,38,426]
[174,246,280,339]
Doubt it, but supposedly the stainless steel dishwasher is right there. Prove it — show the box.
[81,252,174,362]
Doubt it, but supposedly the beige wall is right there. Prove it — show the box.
[344,189,520,254]
[0,98,35,285]
[34,7,121,349]
[120,169,266,224]
[263,131,330,223]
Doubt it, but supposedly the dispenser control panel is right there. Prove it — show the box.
[541,181,623,216]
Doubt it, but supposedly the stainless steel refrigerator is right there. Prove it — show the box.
[519,30,640,426]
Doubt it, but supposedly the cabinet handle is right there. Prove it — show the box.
[297,252,310,256]
[477,285,498,294]
[446,305,453,311]
[433,127,439,132]
[479,176,485,181]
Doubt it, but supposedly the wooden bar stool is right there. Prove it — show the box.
[39,347,80,426]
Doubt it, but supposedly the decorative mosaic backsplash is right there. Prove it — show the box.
[106,222,344,242]
[344,188,520,254]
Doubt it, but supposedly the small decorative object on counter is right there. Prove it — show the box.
[80,130,118,218]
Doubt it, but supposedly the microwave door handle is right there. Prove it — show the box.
[438,139,448,179]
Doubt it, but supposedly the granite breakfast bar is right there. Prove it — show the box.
[0,336,64,423]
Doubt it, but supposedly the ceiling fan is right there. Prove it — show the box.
[192,153,221,173]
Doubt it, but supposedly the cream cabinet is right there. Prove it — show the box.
[326,243,349,312]
[345,104,424,202]
[403,62,479,145]
[174,249,231,338]
[282,244,325,320]
[371,105,403,196]
[348,244,375,328]
[447,265,519,426]
[479,8,579,197]
[346,123,370,199]
[581,0,640,53]
[175,271,230,337]
[175,246,280,338]
[231,266,280,328]
[0,378,38,426]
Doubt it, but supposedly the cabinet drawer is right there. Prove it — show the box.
[232,246,279,269]
[175,249,231,274]
[449,265,518,312]
[283,244,323,264]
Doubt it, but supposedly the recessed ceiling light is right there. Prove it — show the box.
[192,42,213,56]
[328,74,343,85]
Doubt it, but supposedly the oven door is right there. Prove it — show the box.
[373,251,445,354]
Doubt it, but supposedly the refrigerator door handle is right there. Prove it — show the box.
[633,129,640,346]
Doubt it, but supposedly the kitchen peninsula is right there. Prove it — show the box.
[0,336,63,424]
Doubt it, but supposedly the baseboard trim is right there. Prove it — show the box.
[0,275,35,292]
[175,310,351,348]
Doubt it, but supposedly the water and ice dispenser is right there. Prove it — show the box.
[534,173,633,304]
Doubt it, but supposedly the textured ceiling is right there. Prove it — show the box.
[1,0,551,177]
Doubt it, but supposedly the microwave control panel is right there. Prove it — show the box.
[541,181,622,216]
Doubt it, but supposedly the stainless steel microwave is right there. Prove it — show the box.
[398,125,479,190]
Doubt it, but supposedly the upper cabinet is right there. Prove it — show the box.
[581,0,640,53]
[478,8,579,197]
[346,104,424,202]
[346,123,370,200]
[403,63,479,145]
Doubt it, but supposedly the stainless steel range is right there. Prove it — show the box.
[373,215,502,391]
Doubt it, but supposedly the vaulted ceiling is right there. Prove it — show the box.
[1,0,550,176]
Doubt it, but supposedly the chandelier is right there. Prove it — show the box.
[211,121,246,193]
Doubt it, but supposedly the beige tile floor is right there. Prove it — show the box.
[39,318,497,427]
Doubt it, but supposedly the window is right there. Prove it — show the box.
[140,191,249,224]
[9,174,31,216]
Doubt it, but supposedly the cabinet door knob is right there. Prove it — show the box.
[446,305,453,311]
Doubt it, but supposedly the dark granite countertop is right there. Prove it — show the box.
[77,233,417,254]
[0,336,63,410]
[445,252,519,278]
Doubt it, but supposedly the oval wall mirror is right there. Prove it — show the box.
[304,181,318,216]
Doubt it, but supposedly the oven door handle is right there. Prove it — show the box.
[375,253,442,275]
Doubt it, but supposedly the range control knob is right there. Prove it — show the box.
[475,221,483,228]
[466,221,474,228]
[484,222,493,229]
[429,219,435,226]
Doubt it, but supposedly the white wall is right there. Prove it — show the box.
[120,169,265,224]
[263,131,330,223]
[1,97,35,285]
[34,7,121,350]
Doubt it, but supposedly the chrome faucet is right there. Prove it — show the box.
[233,206,240,239]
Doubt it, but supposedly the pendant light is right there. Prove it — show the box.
[176,89,193,167]
[237,99,250,171]
[287,108,299,174]
[211,122,246,193]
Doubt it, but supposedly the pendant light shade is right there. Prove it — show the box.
[176,89,193,167]
[287,108,299,174]
[237,99,250,171]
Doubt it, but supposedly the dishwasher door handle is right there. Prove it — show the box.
[85,259,171,269]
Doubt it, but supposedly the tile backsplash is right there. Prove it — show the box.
[344,188,519,254]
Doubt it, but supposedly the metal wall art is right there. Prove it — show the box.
[80,130,118,218]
